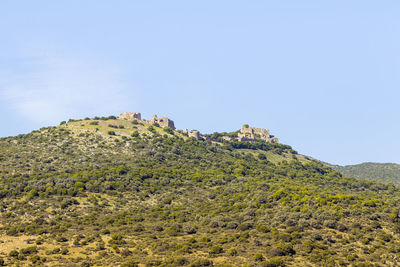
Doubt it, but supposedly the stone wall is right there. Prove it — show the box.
[237,126,278,143]
[241,126,270,137]
[118,112,141,120]
[184,129,200,140]
[149,115,176,130]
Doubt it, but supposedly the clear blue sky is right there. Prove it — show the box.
[1,1,399,165]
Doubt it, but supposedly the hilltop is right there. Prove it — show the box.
[0,113,400,266]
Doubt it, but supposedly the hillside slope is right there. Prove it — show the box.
[1,115,400,266]
[328,162,400,185]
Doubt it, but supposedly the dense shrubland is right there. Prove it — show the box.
[0,118,400,266]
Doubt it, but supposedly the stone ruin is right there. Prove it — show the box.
[118,112,141,120]
[237,126,278,143]
[149,114,176,130]
[184,129,201,140]
[118,112,176,130]
[118,112,175,130]
[117,112,277,143]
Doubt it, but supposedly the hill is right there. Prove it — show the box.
[328,162,400,185]
[1,113,400,266]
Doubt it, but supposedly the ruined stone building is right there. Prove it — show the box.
[149,114,176,130]
[237,126,278,143]
[184,129,201,140]
[117,112,277,144]
[118,112,142,120]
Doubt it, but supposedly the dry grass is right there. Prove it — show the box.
[0,235,38,255]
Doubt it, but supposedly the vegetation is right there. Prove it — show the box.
[0,116,400,266]
[328,162,400,185]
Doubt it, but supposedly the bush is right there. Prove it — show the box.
[256,225,270,233]
[97,241,105,250]
[379,232,392,242]
[108,131,116,136]
[121,261,139,267]
[183,225,197,234]
[173,257,189,266]
[262,257,285,267]
[238,222,253,231]
[109,234,126,245]
[227,248,237,256]
[121,248,131,257]
[56,236,68,242]
[254,253,265,261]
[190,258,214,267]
[164,128,174,134]
[60,248,69,255]
[31,254,41,263]
[20,246,37,255]
[9,249,19,257]
[209,245,223,255]
[226,222,238,229]
[90,121,99,125]
[267,243,295,257]
[302,240,315,253]
[148,126,157,133]
[258,153,267,160]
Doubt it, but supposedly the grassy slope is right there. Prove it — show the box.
[1,118,400,266]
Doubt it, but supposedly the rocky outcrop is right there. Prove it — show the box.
[118,112,141,120]
[149,114,175,130]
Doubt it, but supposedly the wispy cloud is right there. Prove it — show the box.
[0,52,133,125]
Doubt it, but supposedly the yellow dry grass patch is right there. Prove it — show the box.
[0,235,38,255]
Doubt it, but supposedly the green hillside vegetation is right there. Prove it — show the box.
[329,162,400,185]
[1,116,400,266]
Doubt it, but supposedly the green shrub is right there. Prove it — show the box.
[190,258,214,267]
[20,246,37,255]
[209,245,223,255]
[60,248,69,255]
[254,253,265,261]
[262,257,285,267]
[121,260,139,267]
[258,153,267,160]
[9,250,19,257]
[173,257,189,266]
[268,243,295,257]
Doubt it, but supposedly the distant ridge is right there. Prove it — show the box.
[328,162,400,185]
